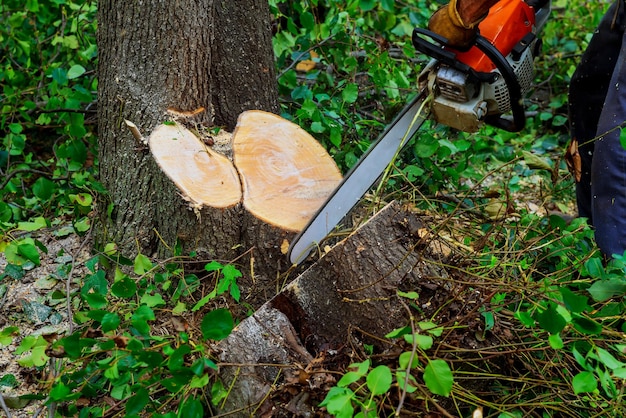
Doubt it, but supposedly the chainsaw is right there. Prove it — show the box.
[288,0,552,265]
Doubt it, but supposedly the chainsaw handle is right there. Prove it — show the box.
[412,28,526,132]
[474,35,526,132]
[412,28,497,84]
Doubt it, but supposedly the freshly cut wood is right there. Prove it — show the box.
[145,113,342,306]
[148,122,241,208]
[233,110,342,232]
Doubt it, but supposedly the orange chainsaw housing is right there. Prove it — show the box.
[454,0,536,72]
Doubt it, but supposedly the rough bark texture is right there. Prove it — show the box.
[97,0,279,257]
[216,201,451,416]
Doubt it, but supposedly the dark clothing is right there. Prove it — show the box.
[569,0,626,257]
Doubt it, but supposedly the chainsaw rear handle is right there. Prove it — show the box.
[412,27,527,132]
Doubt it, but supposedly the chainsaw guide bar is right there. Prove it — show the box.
[288,93,430,265]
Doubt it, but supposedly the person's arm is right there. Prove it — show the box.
[428,0,501,49]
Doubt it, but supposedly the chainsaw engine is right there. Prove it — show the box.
[413,0,551,132]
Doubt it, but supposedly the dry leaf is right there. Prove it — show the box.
[564,137,582,182]
[296,51,319,72]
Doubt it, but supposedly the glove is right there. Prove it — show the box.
[428,0,500,50]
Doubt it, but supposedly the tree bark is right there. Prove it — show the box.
[97,0,279,257]
[216,201,452,415]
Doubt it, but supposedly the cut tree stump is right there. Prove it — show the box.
[145,111,342,306]
[215,201,451,416]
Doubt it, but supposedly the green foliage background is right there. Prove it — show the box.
[1,0,626,417]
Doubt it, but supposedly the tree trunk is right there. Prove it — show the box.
[215,201,452,415]
[144,114,341,305]
[97,0,278,257]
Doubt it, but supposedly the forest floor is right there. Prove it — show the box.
[0,228,92,418]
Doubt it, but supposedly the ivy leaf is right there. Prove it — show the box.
[200,308,233,341]
[0,326,19,347]
[131,305,155,336]
[423,359,453,397]
[111,276,137,298]
[134,253,153,275]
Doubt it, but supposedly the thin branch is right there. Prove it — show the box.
[0,168,53,190]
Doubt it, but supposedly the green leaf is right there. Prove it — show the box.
[67,64,86,79]
[131,305,155,336]
[0,327,19,347]
[200,308,234,341]
[359,0,376,11]
[588,278,626,302]
[423,359,453,397]
[584,257,605,279]
[337,371,363,387]
[397,290,419,300]
[190,373,210,389]
[342,83,359,103]
[204,260,223,272]
[572,371,597,394]
[521,150,552,170]
[396,371,418,393]
[514,310,535,327]
[180,397,204,418]
[140,292,166,307]
[49,382,71,401]
[572,316,602,335]
[366,365,392,395]
[381,0,395,12]
[32,177,56,201]
[101,313,120,332]
[534,303,566,334]
[319,386,355,418]
[398,351,418,369]
[595,347,625,370]
[385,326,411,339]
[134,253,153,275]
[17,243,40,266]
[111,276,137,298]
[192,292,215,312]
[405,333,433,350]
[126,387,149,415]
[168,344,191,371]
[51,67,68,85]
[0,374,18,388]
[548,333,564,349]
[560,287,589,313]
[17,217,47,232]
[619,127,626,151]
